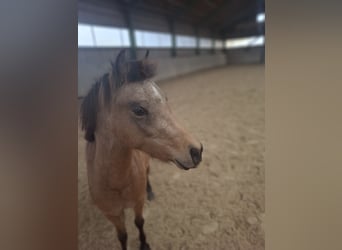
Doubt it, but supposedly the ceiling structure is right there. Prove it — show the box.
[79,0,265,39]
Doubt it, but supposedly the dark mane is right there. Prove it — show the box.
[80,73,110,142]
[80,50,156,142]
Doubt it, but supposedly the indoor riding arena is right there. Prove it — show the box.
[78,1,265,249]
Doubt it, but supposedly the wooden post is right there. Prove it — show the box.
[123,6,136,59]
[168,18,176,57]
[194,26,200,55]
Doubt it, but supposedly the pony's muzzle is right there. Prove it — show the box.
[190,143,203,166]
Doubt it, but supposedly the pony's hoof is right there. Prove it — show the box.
[140,243,151,250]
[147,191,155,201]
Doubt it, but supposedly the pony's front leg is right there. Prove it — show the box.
[134,202,150,250]
[105,211,127,250]
[146,165,155,201]
[146,177,155,201]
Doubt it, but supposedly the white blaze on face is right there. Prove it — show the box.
[150,82,163,102]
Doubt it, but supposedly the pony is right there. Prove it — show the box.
[80,49,203,250]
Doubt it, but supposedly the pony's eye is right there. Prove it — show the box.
[132,105,148,117]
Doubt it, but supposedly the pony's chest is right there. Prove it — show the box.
[87,153,148,212]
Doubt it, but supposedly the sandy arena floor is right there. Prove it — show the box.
[78,65,265,250]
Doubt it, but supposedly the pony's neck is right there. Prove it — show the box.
[95,131,133,188]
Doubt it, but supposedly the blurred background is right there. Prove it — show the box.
[78,0,264,97]
[78,1,265,249]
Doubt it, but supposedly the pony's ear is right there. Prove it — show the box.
[112,49,128,86]
[144,49,150,59]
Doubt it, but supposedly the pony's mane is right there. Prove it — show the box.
[80,50,156,142]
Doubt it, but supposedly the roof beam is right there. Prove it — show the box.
[171,0,198,21]
[218,3,258,37]
[225,25,265,39]
[204,0,217,8]
[196,0,233,26]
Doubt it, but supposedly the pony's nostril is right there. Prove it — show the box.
[190,147,202,165]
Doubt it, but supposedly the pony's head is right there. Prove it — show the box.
[81,50,202,170]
